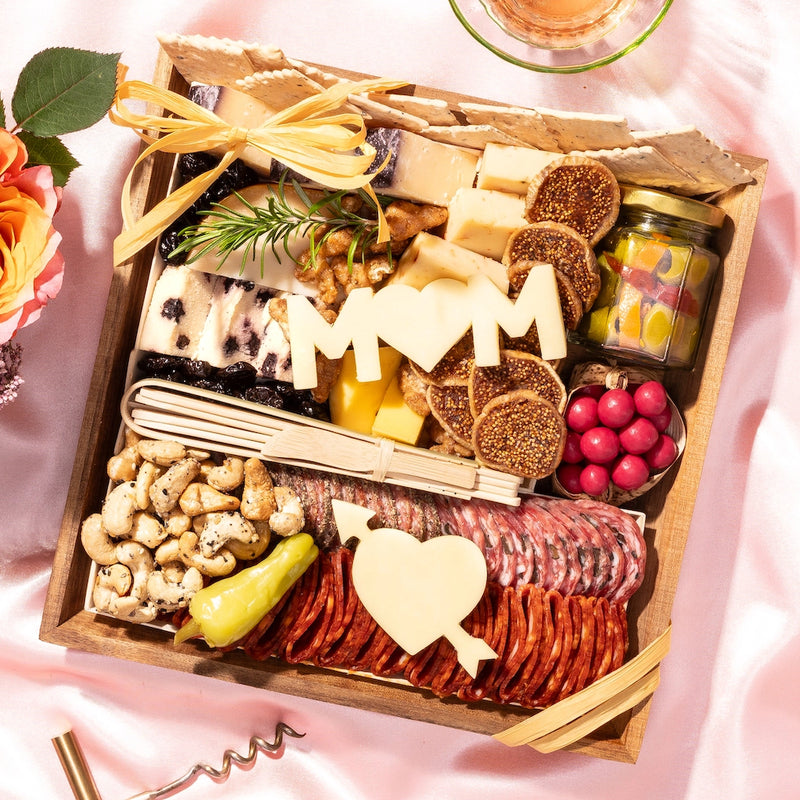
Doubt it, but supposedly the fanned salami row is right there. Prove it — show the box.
[267,465,646,604]
[231,548,628,710]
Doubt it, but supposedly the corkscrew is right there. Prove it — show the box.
[52,722,304,800]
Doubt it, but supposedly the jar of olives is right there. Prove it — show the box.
[576,185,726,368]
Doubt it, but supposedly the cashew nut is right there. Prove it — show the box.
[149,457,201,515]
[198,511,258,558]
[226,519,271,561]
[269,486,305,537]
[154,537,181,566]
[107,541,158,622]
[134,460,163,511]
[101,481,138,537]
[178,482,240,516]
[106,443,142,483]
[178,531,236,577]
[92,563,132,611]
[127,511,169,549]
[206,457,245,492]
[80,513,118,565]
[159,507,192,537]
[240,458,277,521]
[146,566,203,610]
[137,439,188,466]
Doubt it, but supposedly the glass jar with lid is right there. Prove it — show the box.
[576,184,726,368]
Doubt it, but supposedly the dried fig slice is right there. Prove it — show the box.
[472,389,566,479]
[503,221,600,312]
[409,333,475,387]
[469,349,567,418]
[524,155,620,247]
[427,383,475,449]
[507,258,584,331]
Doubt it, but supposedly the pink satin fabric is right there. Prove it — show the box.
[1,2,798,798]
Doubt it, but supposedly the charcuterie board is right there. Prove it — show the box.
[40,41,767,763]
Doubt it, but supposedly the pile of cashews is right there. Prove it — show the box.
[81,428,306,623]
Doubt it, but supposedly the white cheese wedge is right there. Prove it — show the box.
[443,187,527,260]
[366,128,479,206]
[387,231,509,293]
[476,143,563,194]
[186,184,318,296]
[138,266,215,357]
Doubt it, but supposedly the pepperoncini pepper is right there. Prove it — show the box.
[174,532,319,648]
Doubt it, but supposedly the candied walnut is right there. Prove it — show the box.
[295,248,339,305]
[385,200,448,241]
[425,416,474,457]
[312,352,342,404]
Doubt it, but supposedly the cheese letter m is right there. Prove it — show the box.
[287,263,566,390]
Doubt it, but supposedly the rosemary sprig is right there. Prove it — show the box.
[170,173,392,277]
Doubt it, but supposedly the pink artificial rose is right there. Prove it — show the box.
[0,129,65,344]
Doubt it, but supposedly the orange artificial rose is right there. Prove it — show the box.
[0,129,64,344]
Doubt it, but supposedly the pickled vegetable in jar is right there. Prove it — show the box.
[577,185,725,368]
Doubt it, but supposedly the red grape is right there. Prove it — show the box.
[619,416,659,455]
[612,454,650,491]
[634,381,668,417]
[597,388,635,428]
[646,434,679,470]
[648,404,673,432]
[557,463,584,494]
[580,463,610,495]
[566,395,600,433]
[580,426,620,464]
[562,431,584,464]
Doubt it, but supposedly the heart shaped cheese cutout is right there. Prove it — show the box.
[333,500,497,678]
[371,279,473,373]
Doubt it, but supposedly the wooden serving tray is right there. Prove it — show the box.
[40,46,768,763]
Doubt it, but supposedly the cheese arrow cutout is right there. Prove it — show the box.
[333,499,497,678]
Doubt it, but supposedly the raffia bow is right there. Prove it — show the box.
[109,75,408,267]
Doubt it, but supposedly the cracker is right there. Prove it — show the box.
[287,57,347,88]
[237,68,325,108]
[157,32,270,87]
[368,93,459,126]
[535,107,634,152]
[421,124,526,150]
[348,94,429,132]
[632,126,752,193]
[458,102,560,150]
[575,145,695,188]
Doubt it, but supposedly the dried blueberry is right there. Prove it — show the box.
[178,152,218,180]
[218,362,258,388]
[244,385,286,409]
[181,359,213,380]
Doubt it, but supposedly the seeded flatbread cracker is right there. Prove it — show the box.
[237,68,325,107]
[458,102,560,150]
[348,93,429,132]
[367,93,459,126]
[632,126,752,193]
[287,57,347,88]
[157,32,273,87]
[574,145,696,189]
[535,107,634,152]
[421,124,526,150]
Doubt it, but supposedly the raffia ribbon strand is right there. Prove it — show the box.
[109,75,408,266]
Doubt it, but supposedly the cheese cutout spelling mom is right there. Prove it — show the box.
[333,499,497,678]
[287,263,566,389]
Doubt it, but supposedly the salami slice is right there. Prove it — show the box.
[496,584,544,704]
[530,591,575,706]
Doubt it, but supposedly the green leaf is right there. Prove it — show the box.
[16,130,80,187]
[0,94,5,129]
[12,47,120,137]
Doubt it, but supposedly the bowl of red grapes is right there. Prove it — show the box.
[553,363,685,505]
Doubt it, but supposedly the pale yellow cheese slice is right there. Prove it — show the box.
[444,187,526,260]
[476,143,563,194]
